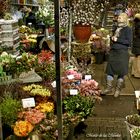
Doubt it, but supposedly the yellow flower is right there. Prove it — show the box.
[36,102,54,113]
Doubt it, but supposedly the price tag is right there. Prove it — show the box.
[70,89,78,95]
[135,91,140,98]
[67,75,74,79]
[85,75,92,80]
[51,81,56,88]
[22,98,35,108]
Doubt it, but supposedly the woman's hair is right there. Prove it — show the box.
[118,13,128,23]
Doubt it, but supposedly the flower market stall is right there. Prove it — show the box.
[0,45,102,139]
[1,0,140,139]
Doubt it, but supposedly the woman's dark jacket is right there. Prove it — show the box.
[132,18,140,55]
[106,26,132,76]
[111,26,132,50]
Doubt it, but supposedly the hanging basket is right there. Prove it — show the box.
[73,24,91,43]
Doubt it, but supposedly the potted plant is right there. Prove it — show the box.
[125,114,140,137]
[71,0,104,42]
[126,114,140,127]
[0,93,22,139]
[35,1,54,29]
[0,93,22,126]
[63,94,95,119]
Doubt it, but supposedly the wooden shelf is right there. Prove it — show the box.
[11,3,39,7]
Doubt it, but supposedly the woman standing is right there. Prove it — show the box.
[103,13,132,97]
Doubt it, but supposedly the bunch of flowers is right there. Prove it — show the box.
[38,114,69,140]
[20,34,37,53]
[0,52,16,75]
[19,109,46,125]
[1,52,38,76]
[71,0,105,25]
[13,120,34,137]
[79,79,102,101]
[35,1,54,27]
[23,84,52,97]
[38,50,53,64]
[13,108,46,137]
[19,25,32,34]
[38,114,58,139]
[15,53,38,75]
[36,102,54,113]
[35,50,56,81]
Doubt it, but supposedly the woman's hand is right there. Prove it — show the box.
[112,36,117,42]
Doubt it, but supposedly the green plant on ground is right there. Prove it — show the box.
[0,93,22,126]
[63,95,95,118]
[132,128,140,140]
[126,114,140,126]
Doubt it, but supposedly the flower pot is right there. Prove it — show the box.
[73,24,91,43]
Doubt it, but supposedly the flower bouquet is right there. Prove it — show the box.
[23,84,52,97]
[13,120,34,137]
[35,50,56,81]
[35,1,54,28]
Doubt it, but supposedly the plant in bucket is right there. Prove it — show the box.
[125,114,140,139]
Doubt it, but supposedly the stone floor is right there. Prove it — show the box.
[71,62,140,140]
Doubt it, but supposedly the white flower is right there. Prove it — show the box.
[71,0,104,25]
[1,52,8,57]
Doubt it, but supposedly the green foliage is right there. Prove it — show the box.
[132,128,140,140]
[63,95,94,118]
[4,13,13,20]
[126,114,140,126]
[35,62,56,81]
[0,93,22,126]
[1,52,38,76]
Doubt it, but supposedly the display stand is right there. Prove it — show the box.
[0,20,20,55]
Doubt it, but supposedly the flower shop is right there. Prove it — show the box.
[0,0,140,139]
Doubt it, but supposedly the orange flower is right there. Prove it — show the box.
[14,120,34,137]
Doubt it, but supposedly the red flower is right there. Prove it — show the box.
[38,50,53,64]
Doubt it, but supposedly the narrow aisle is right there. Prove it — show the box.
[72,62,139,140]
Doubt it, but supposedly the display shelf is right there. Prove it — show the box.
[11,3,39,7]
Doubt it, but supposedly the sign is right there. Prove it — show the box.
[51,81,56,88]
[22,98,35,108]
[85,75,92,80]
[135,91,140,98]
[70,89,78,95]
[67,75,74,80]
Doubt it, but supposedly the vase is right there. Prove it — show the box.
[73,24,91,43]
